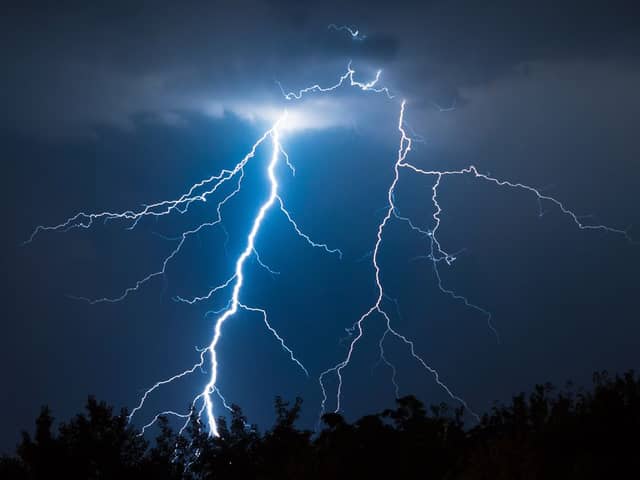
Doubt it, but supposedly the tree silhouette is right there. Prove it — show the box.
[2,370,639,479]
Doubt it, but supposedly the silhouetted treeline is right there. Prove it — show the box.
[2,370,639,479]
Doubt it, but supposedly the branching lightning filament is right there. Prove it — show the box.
[25,54,632,438]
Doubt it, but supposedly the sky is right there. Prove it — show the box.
[2,0,640,451]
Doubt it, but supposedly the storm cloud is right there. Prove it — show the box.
[3,0,638,139]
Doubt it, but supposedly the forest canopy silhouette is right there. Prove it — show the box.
[2,370,639,479]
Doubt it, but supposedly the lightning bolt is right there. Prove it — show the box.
[25,32,632,437]
[328,23,367,41]
[315,99,631,424]
[317,100,482,422]
[131,114,338,437]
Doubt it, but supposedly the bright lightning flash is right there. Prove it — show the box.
[25,34,632,438]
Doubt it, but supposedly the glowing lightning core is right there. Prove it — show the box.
[200,118,291,436]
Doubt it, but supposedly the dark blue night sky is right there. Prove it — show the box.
[2,1,640,452]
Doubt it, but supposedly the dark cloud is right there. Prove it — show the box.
[3,0,638,137]
[1,1,399,136]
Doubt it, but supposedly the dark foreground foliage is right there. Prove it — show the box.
[2,371,639,479]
